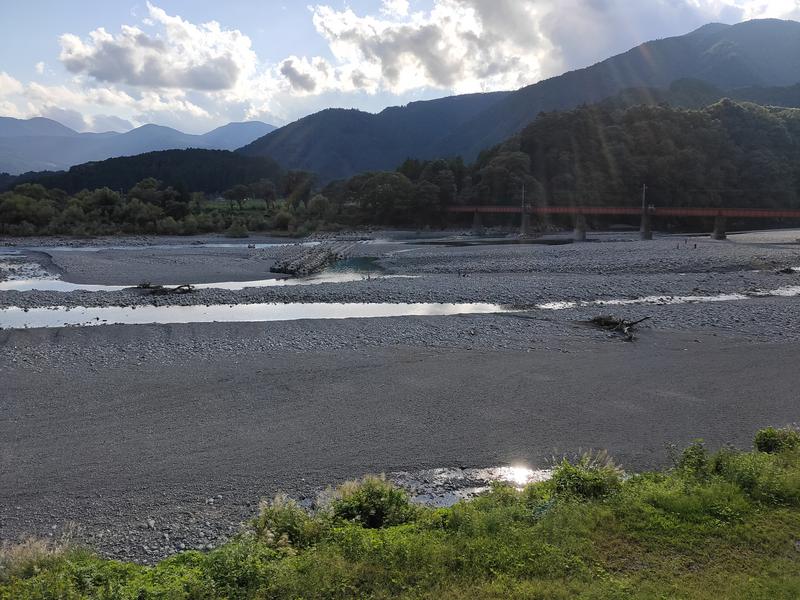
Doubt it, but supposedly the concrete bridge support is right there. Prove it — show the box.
[712,216,727,240]
[520,210,531,237]
[640,211,653,240]
[472,211,484,235]
[574,214,587,242]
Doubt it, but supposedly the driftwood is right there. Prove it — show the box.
[590,315,651,342]
[135,283,196,295]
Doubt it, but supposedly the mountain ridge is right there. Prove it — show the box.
[0,119,276,174]
[240,18,800,183]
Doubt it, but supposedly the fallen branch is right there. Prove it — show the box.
[135,283,196,296]
[590,315,651,342]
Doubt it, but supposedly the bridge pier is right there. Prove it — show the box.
[640,211,653,241]
[574,214,587,242]
[712,215,727,240]
[472,211,484,235]
[520,210,530,237]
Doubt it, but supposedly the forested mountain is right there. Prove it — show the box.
[6,149,283,195]
[237,92,510,183]
[0,119,275,174]
[602,78,800,111]
[6,101,800,236]
[314,100,800,228]
[241,18,800,183]
[510,100,800,211]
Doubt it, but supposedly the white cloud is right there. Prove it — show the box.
[58,2,257,92]
[301,0,800,97]
[381,0,410,17]
[2,1,800,131]
[736,0,800,19]
[35,62,45,75]
[0,72,24,96]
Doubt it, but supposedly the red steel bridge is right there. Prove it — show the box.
[447,205,800,239]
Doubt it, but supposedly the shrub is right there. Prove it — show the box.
[713,448,800,506]
[272,210,293,230]
[551,452,622,499]
[754,427,800,454]
[156,216,181,235]
[225,220,249,238]
[642,477,750,523]
[246,214,268,231]
[0,538,70,583]
[672,440,710,476]
[254,494,325,548]
[181,214,199,235]
[328,475,416,528]
[205,535,277,593]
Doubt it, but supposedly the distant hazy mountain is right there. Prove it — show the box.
[201,122,276,149]
[240,18,800,182]
[0,116,81,138]
[0,119,275,175]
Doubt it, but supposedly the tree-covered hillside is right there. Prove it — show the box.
[240,19,800,183]
[6,149,283,195]
[314,100,800,228]
[5,101,800,235]
[237,92,510,183]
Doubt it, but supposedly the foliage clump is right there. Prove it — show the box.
[254,494,324,548]
[224,219,249,238]
[754,426,800,454]
[551,451,623,499]
[327,475,417,529]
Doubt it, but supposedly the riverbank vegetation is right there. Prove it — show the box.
[2,427,799,599]
[0,174,317,237]
[3,100,800,236]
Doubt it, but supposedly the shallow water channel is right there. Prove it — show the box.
[0,271,413,293]
[0,257,406,292]
[0,302,511,329]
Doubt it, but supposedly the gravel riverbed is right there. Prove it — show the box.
[2,230,800,563]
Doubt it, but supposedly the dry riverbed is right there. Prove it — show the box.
[1,230,800,563]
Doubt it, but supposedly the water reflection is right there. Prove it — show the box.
[0,302,510,330]
[536,286,800,311]
[0,271,415,292]
[391,466,552,508]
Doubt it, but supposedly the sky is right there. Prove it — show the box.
[0,1,799,133]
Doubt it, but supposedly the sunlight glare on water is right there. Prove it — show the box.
[496,466,541,488]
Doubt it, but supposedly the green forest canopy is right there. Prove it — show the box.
[3,149,283,196]
[3,100,800,235]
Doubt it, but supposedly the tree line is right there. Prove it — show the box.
[3,100,800,236]
[313,99,800,228]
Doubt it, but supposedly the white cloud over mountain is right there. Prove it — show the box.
[1,0,798,132]
[59,3,255,92]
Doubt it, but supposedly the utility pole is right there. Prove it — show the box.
[640,183,652,240]
[641,184,647,213]
[520,182,529,237]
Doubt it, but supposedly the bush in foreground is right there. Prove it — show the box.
[2,430,800,599]
[327,474,417,528]
[755,426,800,454]
[551,450,622,499]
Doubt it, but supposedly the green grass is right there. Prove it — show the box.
[2,431,799,599]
